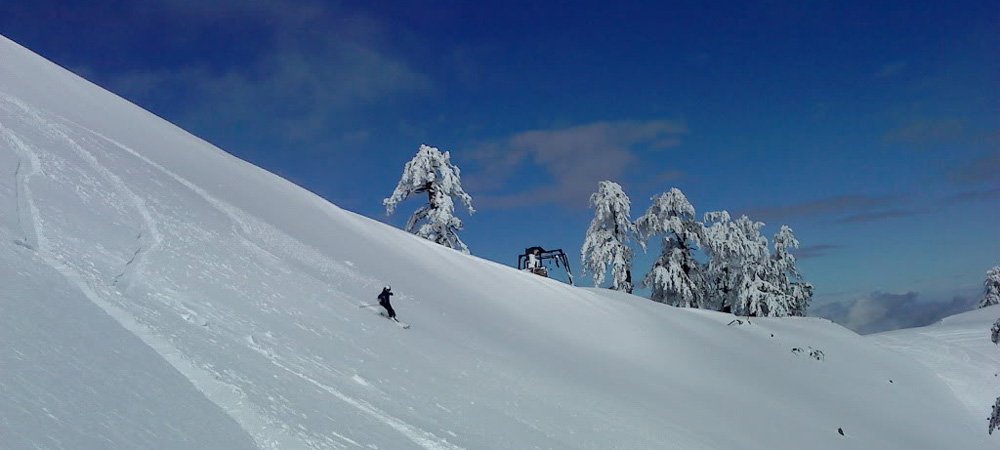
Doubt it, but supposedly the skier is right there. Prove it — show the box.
[378,286,396,319]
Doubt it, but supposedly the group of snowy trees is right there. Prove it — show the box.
[580,181,812,317]
[381,148,811,316]
[384,152,1000,430]
[980,265,1000,435]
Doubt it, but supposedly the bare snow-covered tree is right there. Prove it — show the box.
[979,266,1000,308]
[771,225,813,316]
[384,144,475,253]
[635,188,706,306]
[581,181,636,292]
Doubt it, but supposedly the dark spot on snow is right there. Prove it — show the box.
[770,333,774,337]
[889,379,893,383]
[838,427,844,436]
[13,239,34,250]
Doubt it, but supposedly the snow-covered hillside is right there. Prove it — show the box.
[871,305,1000,422]
[0,34,991,449]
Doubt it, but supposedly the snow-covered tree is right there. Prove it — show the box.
[635,188,706,306]
[702,211,746,312]
[384,144,475,253]
[730,215,787,317]
[771,225,813,316]
[702,212,795,316]
[990,318,1000,434]
[989,397,1000,435]
[979,266,1000,308]
[581,181,636,292]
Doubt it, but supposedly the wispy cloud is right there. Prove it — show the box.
[793,244,840,259]
[949,150,1000,185]
[97,1,429,143]
[651,169,685,184]
[840,209,922,223]
[469,120,688,209]
[883,117,965,147]
[812,291,976,335]
[947,186,1000,203]
[744,194,897,223]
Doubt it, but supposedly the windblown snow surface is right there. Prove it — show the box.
[0,34,993,449]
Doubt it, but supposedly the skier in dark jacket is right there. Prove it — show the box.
[378,286,396,319]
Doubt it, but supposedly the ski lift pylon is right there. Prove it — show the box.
[517,246,575,285]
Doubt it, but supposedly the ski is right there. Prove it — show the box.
[379,312,410,329]
[360,303,409,328]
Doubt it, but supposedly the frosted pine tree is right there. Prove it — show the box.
[384,144,475,253]
[702,212,792,316]
[635,188,706,306]
[730,215,786,317]
[702,211,751,312]
[581,181,636,293]
[979,266,1000,308]
[771,225,813,316]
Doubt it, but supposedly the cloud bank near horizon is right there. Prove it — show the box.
[812,291,977,335]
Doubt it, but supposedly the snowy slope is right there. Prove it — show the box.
[871,304,1000,423]
[0,238,258,449]
[0,34,991,449]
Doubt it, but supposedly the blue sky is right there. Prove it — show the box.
[4,0,997,332]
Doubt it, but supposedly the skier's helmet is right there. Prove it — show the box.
[384,285,391,291]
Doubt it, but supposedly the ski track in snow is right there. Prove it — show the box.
[0,131,38,250]
[0,122,41,251]
[2,93,464,450]
[49,121,162,291]
[248,340,466,450]
[77,125,461,450]
[70,122,383,295]
[0,96,322,449]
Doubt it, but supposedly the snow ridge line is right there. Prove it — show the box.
[0,123,42,251]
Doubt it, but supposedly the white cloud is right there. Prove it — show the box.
[99,1,429,143]
[812,291,976,334]
[470,120,687,209]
